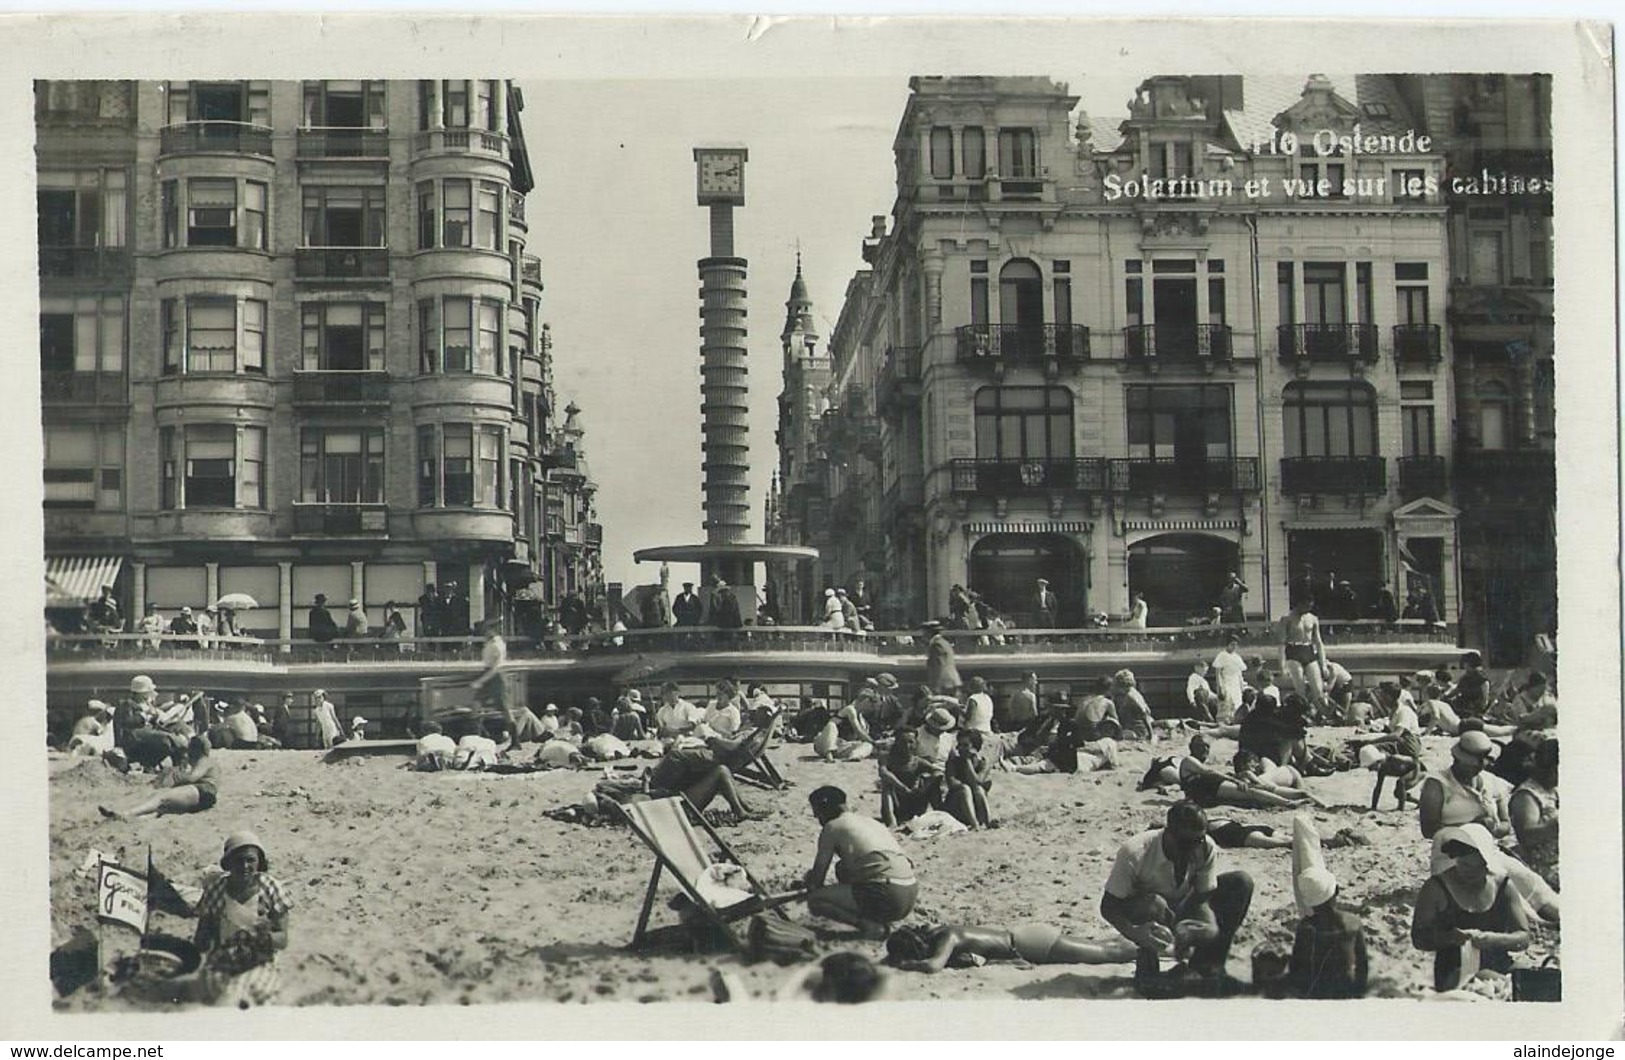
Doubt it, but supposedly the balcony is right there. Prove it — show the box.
[540,447,579,472]
[1398,455,1449,500]
[292,370,390,407]
[295,247,389,281]
[521,256,542,288]
[292,502,388,537]
[1454,447,1555,497]
[954,324,1090,372]
[509,191,527,225]
[41,370,127,405]
[1279,455,1386,495]
[1123,324,1234,366]
[1277,324,1379,365]
[411,128,508,156]
[584,522,603,547]
[296,127,390,159]
[875,346,921,418]
[1393,324,1443,365]
[39,246,131,279]
[159,121,273,157]
[1109,457,1260,494]
[949,457,1108,494]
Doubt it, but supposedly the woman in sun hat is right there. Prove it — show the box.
[194,830,290,1007]
[1410,823,1530,993]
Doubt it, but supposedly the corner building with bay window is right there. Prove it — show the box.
[37,79,598,639]
[788,75,1459,628]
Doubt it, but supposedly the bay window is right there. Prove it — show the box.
[301,303,386,371]
[417,423,505,508]
[160,177,267,250]
[161,297,267,374]
[418,296,503,374]
[160,424,266,509]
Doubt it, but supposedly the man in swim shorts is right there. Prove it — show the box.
[1278,579,1327,712]
[803,785,918,932]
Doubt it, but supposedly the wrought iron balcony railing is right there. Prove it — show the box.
[1277,323,1380,364]
[1109,457,1260,494]
[1398,455,1449,499]
[949,457,1108,494]
[1279,455,1386,495]
[1393,324,1443,364]
[159,121,273,157]
[955,324,1090,366]
[296,126,390,159]
[1123,324,1234,364]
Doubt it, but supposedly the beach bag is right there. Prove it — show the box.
[1512,956,1561,1002]
[747,915,818,965]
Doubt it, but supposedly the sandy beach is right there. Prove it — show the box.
[47,727,1554,1008]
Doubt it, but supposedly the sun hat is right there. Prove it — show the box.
[312,688,327,699]
[180,606,192,615]
[129,675,156,694]
[1453,730,1496,759]
[220,831,267,870]
[88,699,113,716]
[543,703,558,713]
[351,716,367,728]
[923,707,957,732]
[877,673,899,690]
[349,599,360,608]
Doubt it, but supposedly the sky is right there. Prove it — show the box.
[526,73,1143,588]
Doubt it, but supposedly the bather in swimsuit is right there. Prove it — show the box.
[1008,923,1065,963]
[1180,770,1226,808]
[1284,642,1317,665]
[1207,819,1274,849]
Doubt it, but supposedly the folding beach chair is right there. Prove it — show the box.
[721,713,789,790]
[618,795,805,953]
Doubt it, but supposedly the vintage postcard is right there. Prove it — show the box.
[0,13,1616,1043]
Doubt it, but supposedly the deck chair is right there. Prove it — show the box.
[719,713,789,790]
[618,795,805,953]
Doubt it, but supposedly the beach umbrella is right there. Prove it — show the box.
[212,592,259,610]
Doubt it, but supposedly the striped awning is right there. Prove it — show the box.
[964,521,1094,535]
[44,555,123,608]
[1122,519,1242,532]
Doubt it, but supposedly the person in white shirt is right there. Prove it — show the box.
[414,721,457,770]
[655,681,709,745]
[1185,661,1215,722]
[963,676,995,734]
[703,678,744,738]
[1210,639,1247,724]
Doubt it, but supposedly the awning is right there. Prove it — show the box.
[44,555,123,608]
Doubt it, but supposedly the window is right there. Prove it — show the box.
[302,80,385,128]
[969,259,989,327]
[418,79,501,130]
[302,186,385,247]
[300,428,384,503]
[443,180,471,247]
[1478,380,1511,450]
[1053,275,1072,328]
[444,300,473,372]
[417,423,506,508]
[1276,261,1296,326]
[1396,263,1430,324]
[1149,140,1194,181]
[973,387,1073,461]
[1127,386,1232,461]
[1298,149,1346,198]
[476,182,502,250]
[1469,230,1505,285]
[160,297,267,374]
[962,127,986,179]
[1302,263,1346,324]
[161,178,266,250]
[37,169,126,249]
[1282,382,1377,457]
[35,80,133,124]
[475,80,497,131]
[998,128,1037,178]
[478,301,503,375]
[1208,277,1227,325]
[929,127,954,179]
[444,81,469,128]
[43,424,122,511]
[1355,262,1373,325]
[160,424,267,509]
[1401,381,1435,457]
[39,294,125,374]
[417,297,504,374]
[302,303,385,371]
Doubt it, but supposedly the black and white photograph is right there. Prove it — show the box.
[0,13,1617,1043]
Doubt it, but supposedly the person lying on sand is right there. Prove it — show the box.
[1206,817,1293,850]
[1150,735,1311,811]
[1230,750,1327,809]
[99,735,219,819]
[884,923,1137,973]
[803,785,918,933]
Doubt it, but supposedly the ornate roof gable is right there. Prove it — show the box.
[1273,74,1361,135]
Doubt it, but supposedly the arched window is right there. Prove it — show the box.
[1478,379,1511,450]
[1282,381,1377,456]
[974,386,1073,461]
[999,259,1044,330]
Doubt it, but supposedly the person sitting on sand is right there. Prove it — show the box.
[884,922,1137,973]
[1287,816,1368,999]
[611,694,648,741]
[943,728,993,829]
[413,721,458,771]
[1073,676,1122,742]
[1004,717,1117,775]
[1100,801,1254,988]
[1410,823,1531,993]
[704,678,745,739]
[67,700,116,756]
[803,785,918,932]
[193,831,290,1008]
[1418,731,1513,841]
[1510,739,1559,890]
[877,727,944,828]
[814,698,874,762]
[1111,670,1153,741]
[654,681,709,747]
[99,735,219,819]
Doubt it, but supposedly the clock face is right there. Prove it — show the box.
[698,153,743,194]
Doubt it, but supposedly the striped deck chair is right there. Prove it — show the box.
[718,713,789,791]
[618,796,805,953]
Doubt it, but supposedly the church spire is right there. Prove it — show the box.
[781,250,818,346]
